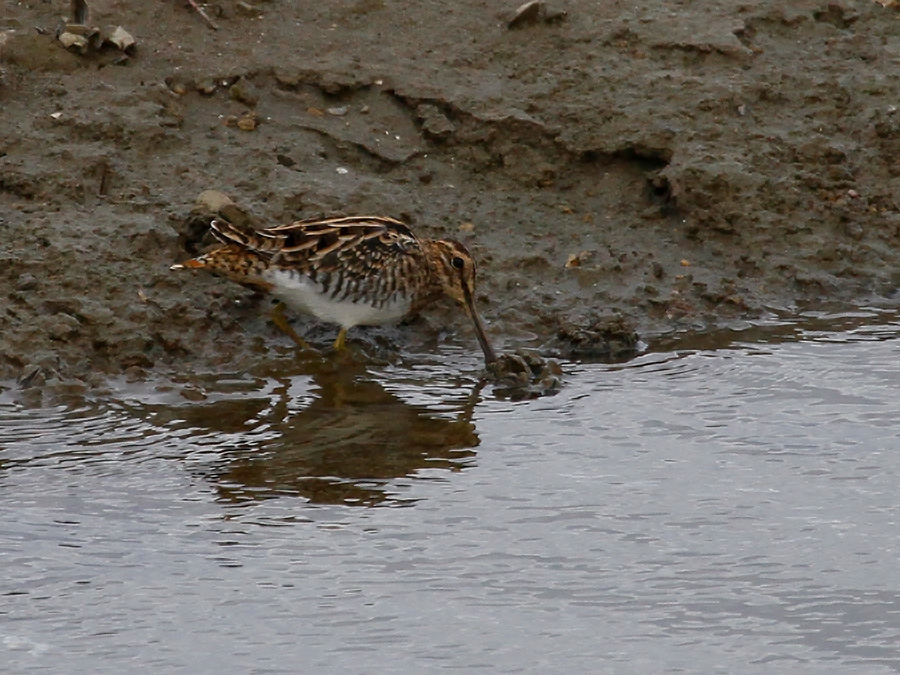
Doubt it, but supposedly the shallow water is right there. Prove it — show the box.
[3,310,900,674]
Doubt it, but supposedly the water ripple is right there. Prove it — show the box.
[3,311,900,673]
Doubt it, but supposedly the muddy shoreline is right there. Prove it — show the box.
[2,0,899,392]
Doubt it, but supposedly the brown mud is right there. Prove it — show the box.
[1,0,899,391]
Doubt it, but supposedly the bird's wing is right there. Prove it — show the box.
[211,216,428,304]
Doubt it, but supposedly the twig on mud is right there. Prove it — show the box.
[185,0,219,31]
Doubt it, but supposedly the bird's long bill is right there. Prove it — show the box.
[462,288,498,365]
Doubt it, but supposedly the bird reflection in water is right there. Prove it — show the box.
[178,357,483,507]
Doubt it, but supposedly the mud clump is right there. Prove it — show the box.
[555,316,639,361]
[487,351,563,400]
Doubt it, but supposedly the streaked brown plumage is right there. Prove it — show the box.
[171,215,497,364]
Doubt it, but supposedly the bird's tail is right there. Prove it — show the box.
[169,241,275,292]
[169,218,255,271]
[170,257,208,271]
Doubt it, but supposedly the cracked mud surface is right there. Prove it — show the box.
[1,0,899,389]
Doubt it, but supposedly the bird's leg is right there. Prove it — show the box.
[270,302,310,349]
[332,327,348,351]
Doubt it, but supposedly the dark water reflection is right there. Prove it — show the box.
[122,358,481,507]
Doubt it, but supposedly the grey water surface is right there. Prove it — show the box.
[2,310,900,674]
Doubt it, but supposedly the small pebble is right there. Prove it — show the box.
[16,273,37,291]
[58,31,89,53]
[230,78,259,106]
[235,1,263,17]
[196,80,217,95]
[508,0,542,28]
[193,189,235,215]
[236,112,259,131]
[276,153,296,168]
[105,26,136,54]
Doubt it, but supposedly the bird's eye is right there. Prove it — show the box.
[451,256,465,269]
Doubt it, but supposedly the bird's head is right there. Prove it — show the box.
[428,239,497,365]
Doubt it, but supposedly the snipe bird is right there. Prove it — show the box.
[171,216,497,365]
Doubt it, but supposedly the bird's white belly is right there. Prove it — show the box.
[264,270,411,328]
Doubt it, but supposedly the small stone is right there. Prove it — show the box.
[187,191,256,231]
[194,190,235,215]
[506,1,565,28]
[57,31,89,53]
[229,78,259,106]
[565,250,594,268]
[59,23,102,51]
[196,79,217,95]
[326,106,348,116]
[276,153,296,168]
[507,0,542,28]
[237,111,259,131]
[165,75,193,96]
[16,273,37,291]
[105,26,136,54]
[235,2,264,17]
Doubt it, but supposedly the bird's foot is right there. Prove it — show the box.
[332,327,348,352]
[270,303,312,351]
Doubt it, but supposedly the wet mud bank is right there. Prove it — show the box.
[1,0,899,391]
